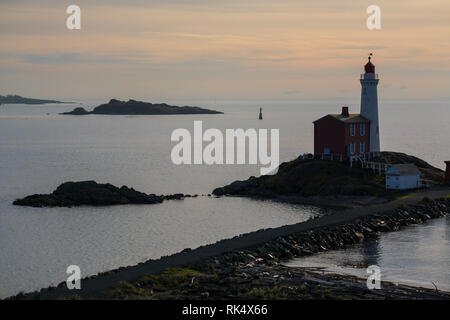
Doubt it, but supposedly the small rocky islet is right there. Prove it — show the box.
[61,99,223,115]
[13,181,195,207]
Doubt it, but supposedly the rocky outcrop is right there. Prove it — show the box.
[62,99,222,115]
[213,152,444,200]
[213,159,386,198]
[13,181,192,207]
[373,151,444,182]
[63,107,89,115]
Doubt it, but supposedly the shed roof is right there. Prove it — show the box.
[386,164,421,175]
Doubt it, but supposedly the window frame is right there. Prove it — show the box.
[360,123,366,136]
[349,124,356,136]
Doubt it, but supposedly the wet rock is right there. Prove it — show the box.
[164,193,185,200]
[61,107,89,115]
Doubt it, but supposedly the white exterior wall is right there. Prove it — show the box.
[360,73,380,152]
[386,174,420,190]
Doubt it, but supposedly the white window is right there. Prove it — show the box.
[349,143,356,154]
[350,124,356,136]
[360,124,366,136]
[360,142,365,153]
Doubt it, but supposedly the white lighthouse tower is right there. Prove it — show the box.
[360,54,380,153]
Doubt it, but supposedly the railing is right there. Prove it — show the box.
[310,152,381,162]
[309,152,387,174]
[360,74,379,80]
[353,158,388,175]
[306,153,345,161]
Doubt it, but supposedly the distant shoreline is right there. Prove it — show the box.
[0,94,73,105]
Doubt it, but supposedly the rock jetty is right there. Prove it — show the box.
[213,197,450,266]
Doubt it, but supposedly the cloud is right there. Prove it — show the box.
[335,45,389,50]
[0,0,448,99]
[0,52,143,65]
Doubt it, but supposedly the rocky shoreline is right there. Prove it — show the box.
[10,192,450,300]
[13,181,196,207]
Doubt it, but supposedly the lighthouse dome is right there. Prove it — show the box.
[365,60,375,73]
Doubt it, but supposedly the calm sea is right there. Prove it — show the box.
[0,99,449,298]
[285,215,450,291]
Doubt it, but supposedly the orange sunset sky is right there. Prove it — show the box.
[0,0,449,100]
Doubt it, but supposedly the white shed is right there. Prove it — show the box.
[385,164,421,190]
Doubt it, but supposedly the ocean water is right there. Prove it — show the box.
[0,99,449,298]
[285,215,450,291]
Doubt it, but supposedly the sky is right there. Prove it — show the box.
[0,0,449,101]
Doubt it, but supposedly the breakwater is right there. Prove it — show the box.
[211,197,450,267]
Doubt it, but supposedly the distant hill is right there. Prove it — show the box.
[62,99,223,115]
[0,94,70,104]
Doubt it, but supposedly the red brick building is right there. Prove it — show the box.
[313,106,370,157]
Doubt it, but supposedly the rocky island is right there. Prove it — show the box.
[212,151,444,208]
[13,181,192,207]
[0,94,70,104]
[62,99,222,115]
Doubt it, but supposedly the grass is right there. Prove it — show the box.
[395,193,415,201]
[99,266,217,300]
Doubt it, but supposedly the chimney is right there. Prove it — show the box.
[341,106,349,117]
[445,161,450,182]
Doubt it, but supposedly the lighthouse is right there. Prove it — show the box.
[360,54,380,153]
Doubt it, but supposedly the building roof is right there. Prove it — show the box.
[313,113,370,124]
[386,164,421,176]
[330,113,370,123]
